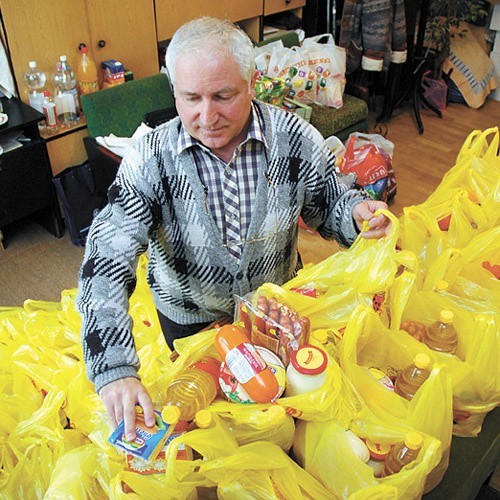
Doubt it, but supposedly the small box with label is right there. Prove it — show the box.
[108,405,176,461]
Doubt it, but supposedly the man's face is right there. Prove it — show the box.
[174,52,257,160]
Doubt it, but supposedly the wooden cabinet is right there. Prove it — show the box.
[0,97,64,248]
[264,0,306,16]
[0,0,158,174]
[155,0,263,42]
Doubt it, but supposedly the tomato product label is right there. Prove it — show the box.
[226,343,266,384]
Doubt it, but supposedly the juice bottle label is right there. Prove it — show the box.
[225,342,266,384]
[79,80,99,94]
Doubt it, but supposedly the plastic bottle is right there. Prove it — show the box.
[76,46,99,95]
[24,60,46,113]
[42,91,58,132]
[162,357,221,422]
[394,353,431,401]
[423,309,458,355]
[53,55,79,124]
[215,324,280,404]
[284,344,328,397]
[384,432,423,476]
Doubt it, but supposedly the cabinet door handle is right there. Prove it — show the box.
[98,39,106,48]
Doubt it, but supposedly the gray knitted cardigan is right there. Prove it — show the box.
[77,100,369,392]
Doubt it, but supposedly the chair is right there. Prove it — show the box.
[79,73,176,200]
[254,32,369,140]
[81,72,175,138]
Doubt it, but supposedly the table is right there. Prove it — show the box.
[424,408,500,500]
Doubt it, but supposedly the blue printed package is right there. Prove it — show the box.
[101,59,125,74]
[108,405,175,461]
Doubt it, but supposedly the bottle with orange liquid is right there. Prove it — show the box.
[215,324,280,404]
[162,357,221,422]
[423,310,458,355]
[76,46,99,95]
[394,353,431,401]
[384,432,423,476]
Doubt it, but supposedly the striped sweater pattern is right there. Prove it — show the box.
[76,101,369,392]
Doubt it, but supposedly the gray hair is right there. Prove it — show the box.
[165,17,256,89]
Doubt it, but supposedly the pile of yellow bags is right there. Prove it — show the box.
[0,128,497,498]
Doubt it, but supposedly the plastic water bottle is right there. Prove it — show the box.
[53,55,79,125]
[24,61,46,113]
[394,353,431,401]
[424,310,458,355]
[384,432,423,476]
[76,47,99,95]
[162,357,221,422]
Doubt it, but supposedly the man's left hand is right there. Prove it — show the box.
[353,200,392,239]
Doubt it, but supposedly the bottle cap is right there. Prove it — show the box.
[43,90,50,97]
[194,409,212,429]
[365,439,392,460]
[404,431,423,450]
[414,353,431,369]
[81,46,88,54]
[436,280,449,292]
[60,55,67,62]
[29,61,37,68]
[440,310,454,324]
[290,344,328,375]
[161,405,181,425]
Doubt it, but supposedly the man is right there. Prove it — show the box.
[77,17,391,440]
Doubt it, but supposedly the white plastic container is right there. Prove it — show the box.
[284,344,328,397]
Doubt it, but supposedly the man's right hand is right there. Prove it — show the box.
[99,377,155,441]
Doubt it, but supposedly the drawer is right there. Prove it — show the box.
[156,0,262,41]
[264,0,305,16]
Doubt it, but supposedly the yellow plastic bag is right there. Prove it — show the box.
[338,306,453,490]
[433,127,500,203]
[286,209,400,296]
[398,286,499,437]
[293,417,441,499]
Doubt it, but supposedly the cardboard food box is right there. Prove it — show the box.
[108,405,176,461]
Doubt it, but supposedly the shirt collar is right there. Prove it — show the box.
[177,102,267,155]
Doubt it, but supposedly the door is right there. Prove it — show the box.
[85,0,158,80]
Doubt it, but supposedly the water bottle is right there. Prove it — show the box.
[162,357,221,422]
[424,309,458,355]
[384,432,423,476]
[394,353,431,401]
[53,55,79,125]
[24,61,46,113]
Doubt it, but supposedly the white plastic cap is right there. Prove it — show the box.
[29,61,37,68]
[60,55,67,62]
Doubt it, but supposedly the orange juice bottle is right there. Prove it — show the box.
[77,46,99,95]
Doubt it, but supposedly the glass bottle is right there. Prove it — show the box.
[384,432,423,476]
[42,90,58,133]
[424,309,458,355]
[394,353,431,401]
